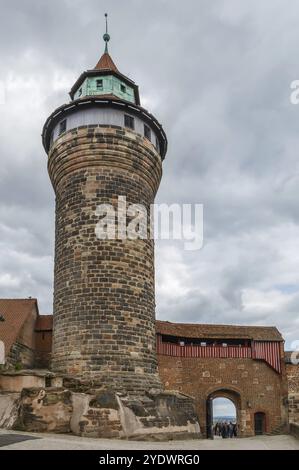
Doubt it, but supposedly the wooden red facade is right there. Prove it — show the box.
[157,335,282,373]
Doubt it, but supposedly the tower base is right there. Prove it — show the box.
[0,371,201,440]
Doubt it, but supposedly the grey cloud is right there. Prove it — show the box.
[0,0,299,347]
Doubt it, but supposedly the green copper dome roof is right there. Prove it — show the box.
[69,13,140,104]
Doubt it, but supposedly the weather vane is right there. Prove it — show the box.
[103,13,110,53]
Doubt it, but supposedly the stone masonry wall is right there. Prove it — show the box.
[7,342,35,369]
[2,386,200,440]
[48,125,163,392]
[158,354,288,437]
[286,362,299,424]
[286,362,299,394]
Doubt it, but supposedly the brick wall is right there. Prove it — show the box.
[5,306,37,368]
[158,354,288,436]
[35,330,52,368]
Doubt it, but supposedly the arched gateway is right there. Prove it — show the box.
[156,320,288,437]
[206,388,240,439]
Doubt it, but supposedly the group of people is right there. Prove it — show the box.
[213,421,237,438]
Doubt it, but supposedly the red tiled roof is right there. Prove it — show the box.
[0,299,38,353]
[16,314,283,342]
[95,52,118,72]
[156,320,283,342]
[35,315,53,331]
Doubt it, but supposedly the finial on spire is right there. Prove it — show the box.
[103,13,110,53]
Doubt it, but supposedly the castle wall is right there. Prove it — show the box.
[286,361,299,424]
[35,330,52,369]
[6,342,35,369]
[158,354,288,436]
[6,306,37,368]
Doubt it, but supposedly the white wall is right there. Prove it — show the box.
[51,107,159,150]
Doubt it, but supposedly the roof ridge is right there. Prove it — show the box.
[156,320,278,329]
[0,298,37,301]
[156,320,283,341]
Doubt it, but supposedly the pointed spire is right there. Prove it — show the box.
[94,13,119,72]
[103,13,110,53]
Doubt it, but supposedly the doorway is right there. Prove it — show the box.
[206,389,240,439]
[254,412,266,435]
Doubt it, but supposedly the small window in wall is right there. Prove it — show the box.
[96,79,103,90]
[155,136,160,153]
[59,119,67,136]
[124,114,135,130]
[45,377,52,388]
[144,124,151,141]
[120,84,126,93]
[222,343,228,347]
[50,131,54,147]
[78,88,82,97]
[201,342,207,347]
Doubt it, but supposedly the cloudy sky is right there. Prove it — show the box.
[213,397,236,420]
[0,0,299,349]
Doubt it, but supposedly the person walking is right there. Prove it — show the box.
[221,422,227,438]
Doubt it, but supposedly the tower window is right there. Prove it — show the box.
[96,79,103,90]
[120,84,126,93]
[144,124,151,141]
[59,119,67,136]
[155,136,160,153]
[45,377,52,388]
[124,114,135,130]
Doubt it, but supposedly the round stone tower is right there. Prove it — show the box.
[42,24,167,393]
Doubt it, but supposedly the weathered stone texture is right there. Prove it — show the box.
[286,362,299,423]
[0,392,20,429]
[7,342,35,369]
[288,394,299,424]
[15,388,72,433]
[71,391,122,438]
[286,362,299,394]
[158,355,288,437]
[48,125,162,392]
[0,386,200,440]
[290,421,299,439]
[117,391,200,440]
